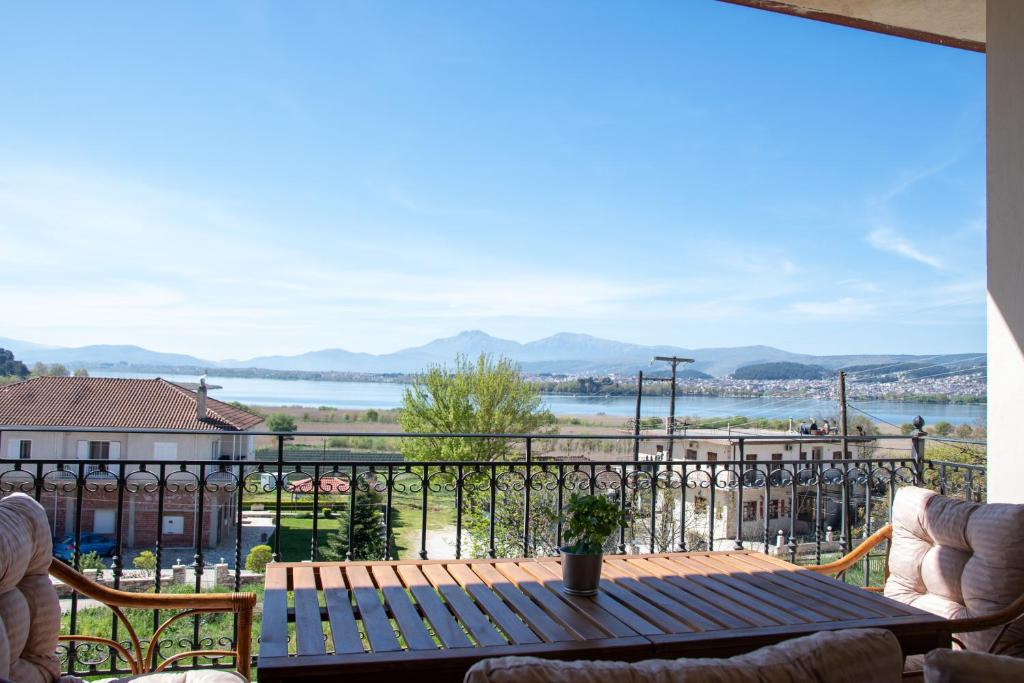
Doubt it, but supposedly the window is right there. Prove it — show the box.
[812,447,823,459]
[693,497,708,515]
[742,501,758,522]
[771,453,783,461]
[153,442,178,460]
[93,509,116,534]
[77,440,120,473]
[832,451,843,460]
[685,449,697,460]
[162,516,185,535]
[706,452,718,462]
[7,439,31,459]
[745,454,757,461]
[769,500,785,519]
[799,451,807,461]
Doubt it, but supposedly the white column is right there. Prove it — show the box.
[987,0,1024,503]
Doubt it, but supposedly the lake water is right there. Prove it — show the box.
[94,371,986,427]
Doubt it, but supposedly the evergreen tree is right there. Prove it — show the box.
[320,488,399,561]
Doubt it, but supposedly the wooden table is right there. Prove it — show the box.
[256,552,951,683]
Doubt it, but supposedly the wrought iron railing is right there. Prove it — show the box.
[0,426,986,677]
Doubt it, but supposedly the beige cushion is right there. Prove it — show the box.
[62,671,244,683]
[924,648,1024,682]
[464,628,903,683]
[0,493,61,683]
[884,486,1024,655]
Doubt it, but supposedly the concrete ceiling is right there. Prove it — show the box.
[719,0,985,52]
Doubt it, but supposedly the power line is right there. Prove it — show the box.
[846,403,903,431]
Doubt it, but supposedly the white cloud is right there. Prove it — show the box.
[789,297,877,319]
[866,228,945,270]
[0,157,664,356]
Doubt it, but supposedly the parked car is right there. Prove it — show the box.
[52,532,116,562]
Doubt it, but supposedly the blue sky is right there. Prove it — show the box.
[0,1,985,359]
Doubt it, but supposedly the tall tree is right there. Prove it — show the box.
[399,354,556,461]
[320,488,398,561]
[399,354,557,557]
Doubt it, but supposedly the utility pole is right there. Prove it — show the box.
[838,370,849,452]
[653,356,695,459]
[632,370,643,462]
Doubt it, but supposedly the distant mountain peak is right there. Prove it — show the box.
[4,330,984,379]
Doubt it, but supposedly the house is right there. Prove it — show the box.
[637,427,880,551]
[0,376,264,550]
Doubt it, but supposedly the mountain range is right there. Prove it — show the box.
[0,331,985,379]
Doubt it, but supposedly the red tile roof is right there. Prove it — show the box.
[0,376,264,431]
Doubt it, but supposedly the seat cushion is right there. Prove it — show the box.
[884,487,1024,655]
[464,628,903,683]
[62,670,244,683]
[0,493,61,683]
[923,648,1024,683]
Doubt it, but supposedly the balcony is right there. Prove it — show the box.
[0,426,987,679]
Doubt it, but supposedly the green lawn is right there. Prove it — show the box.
[272,515,341,562]
[811,552,887,588]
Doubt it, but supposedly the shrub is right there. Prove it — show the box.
[266,413,297,432]
[132,550,157,573]
[79,551,107,571]
[321,507,333,518]
[293,511,310,519]
[245,545,273,573]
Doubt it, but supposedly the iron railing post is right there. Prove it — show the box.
[273,434,284,561]
[911,416,927,486]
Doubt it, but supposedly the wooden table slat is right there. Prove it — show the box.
[470,563,577,642]
[421,564,509,647]
[319,565,366,654]
[292,565,327,655]
[370,565,438,651]
[346,565,402,652]
[260,565,290,658]
[738,552,922,617]
[492,561,609,640]
[397,564,474,649]
[257,551,954,683]
[661,556,826,624]
[601,560,726,631]
[446,563,545,645]
[617,558,755,630]
[524,561,650,637]
[643,557,782,628]
[719,553,887,619]
[694,554,863,621]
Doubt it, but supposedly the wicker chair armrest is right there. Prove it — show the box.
[50,559,256,612]
[805,524,892,576]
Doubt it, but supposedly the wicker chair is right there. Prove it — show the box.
[808,486,1024,657]
[0,493,254,683]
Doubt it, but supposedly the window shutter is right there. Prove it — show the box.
[7,440,19,458]
[77,441,89,459]
[109,442,121,459]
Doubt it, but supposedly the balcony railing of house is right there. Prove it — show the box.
[0,426,987,678]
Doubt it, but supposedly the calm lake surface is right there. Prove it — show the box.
[96,371,987,426]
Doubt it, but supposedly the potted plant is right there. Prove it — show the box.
[559,493,627,596]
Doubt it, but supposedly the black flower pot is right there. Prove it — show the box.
[559,546,603,596]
